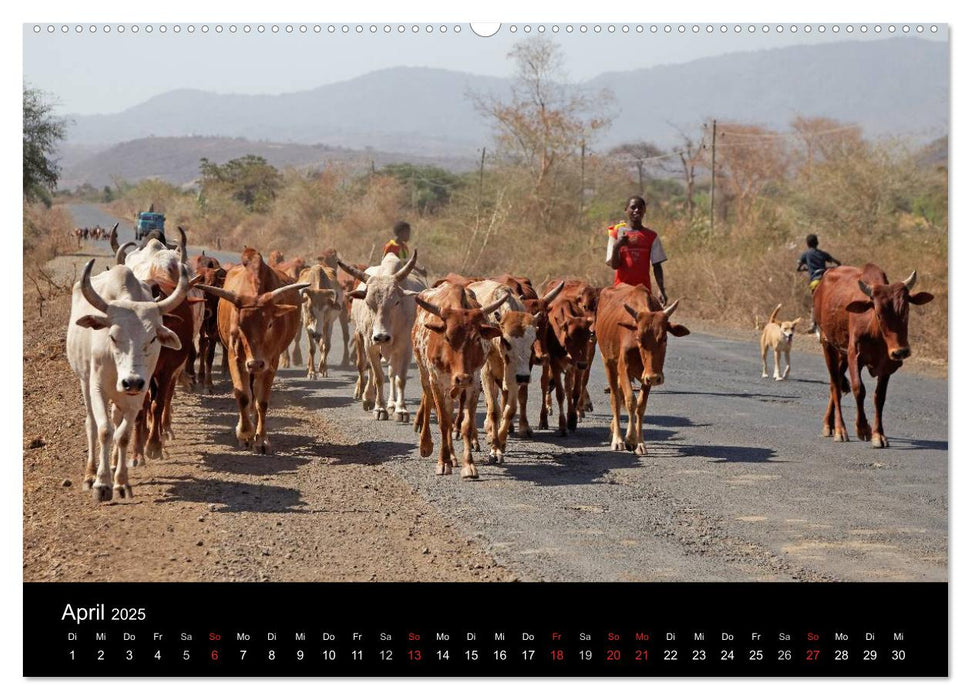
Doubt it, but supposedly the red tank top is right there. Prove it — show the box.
[611,225,657,289]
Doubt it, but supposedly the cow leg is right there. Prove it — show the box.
[146,376,166,460]
[78,377,98,489]
[551,364,568,437]
[633,383,652,455]
[339,310,351,367]
[305,326,318,380]
[161,368,180,442]
[291,331,303,368]
[252,370,275,454]
[111,412,136,499]
[430,382,454,475]
[517,383,533,438]
[603,359,626,451]
[89,387,114,502]
[366,347,388,419]
[538,362,551,430]
[416,365,434,456]
[566,366,581,432]
[229,357,255,448]
[460,386,480,479]
[821,344,848,442]
[848,349,872,442]
[618,360,639,451]
[390,352,410,423]
[319,320,333,378]
[870,374,890,447]
[353,333,366,400]
[185,339,198,392]
[203,332,217,394]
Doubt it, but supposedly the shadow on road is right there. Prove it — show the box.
[674,443,779,464]
[154,475,308,513]
[887,437,948,451]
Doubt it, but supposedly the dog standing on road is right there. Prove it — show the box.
[760,304,801,380]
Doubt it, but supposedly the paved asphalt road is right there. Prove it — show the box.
[64,203,948,582]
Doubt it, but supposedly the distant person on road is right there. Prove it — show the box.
[383,220,426,276]
[797,233,842,334]
[605,196,669,305]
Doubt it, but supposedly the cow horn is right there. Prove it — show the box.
[177,226,188,265]
[541,281,566,305]
[267,282,311,302]
[662,299,680,317]
[195,284,241,307]
[337,258,370,284]
[156,263,190,314]
[108,223,119,253]
[858,280,874,298]
[902,270,917,290]
[414,296,443,318]
[115,241,136,265]
[79,259,109,313]
[623,303,639,321]
[393,249,418,283]
[481,292,510,316]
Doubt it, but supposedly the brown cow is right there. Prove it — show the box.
[270,250,308,282]
[814,265,934,447]
[490,273,538,300]
[515,282,565,437]
[412,282,506,478]
[190,252,228,394]
[539,282,595,436]
[597,284,689,454]
[197,248,308,453]
[545,279,601,418]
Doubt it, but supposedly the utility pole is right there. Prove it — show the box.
[579,139,586,219]
[709,119,717,236]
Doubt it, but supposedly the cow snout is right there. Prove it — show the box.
[120,376,146,394]
[516,374,531,385]
[246,359,266,373]
[452,373,472,388]
[642,373,664,386]
[372,333,391,344]
[890,347,911,361]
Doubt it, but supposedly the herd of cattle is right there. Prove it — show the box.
[63,223,934,502]
[73,226,109,246]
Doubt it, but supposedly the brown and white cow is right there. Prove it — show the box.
[319,248,352,367]
[466,280,537,463]
[814,264,934,447]
[597,284,688,453]
[514,281,565,437]
[411,282,506,478]
[197,248,307,453]
[339,252,423,422]
[290,264,343,379]
[67,260,188,501]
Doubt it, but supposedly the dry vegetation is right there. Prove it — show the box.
[91,39,945,363]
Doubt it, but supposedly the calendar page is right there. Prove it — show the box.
[22,18,948,678]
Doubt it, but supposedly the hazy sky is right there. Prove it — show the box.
[23,23,947,116]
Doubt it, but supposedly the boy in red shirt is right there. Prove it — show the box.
[605,196,669,304]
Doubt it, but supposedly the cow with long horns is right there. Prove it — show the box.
[67,259,189,501]
[338,251,424,422]
[813,264,934,447]
[196,248,308,453]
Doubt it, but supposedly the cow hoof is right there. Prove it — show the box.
[539,418,549,430]
[375,408,389,421]
[436,462,453,476]
[363,400,375,412]
[557,428,567,437]
[634,444,647,455]
[420,443,433,458]
[395,411,409,423]
[567,415,578,431]
[145,443,163,460]
[114,484,133,499]
[761,372,768,379]
[93,485,112,503]
[857,426,873,442]
[774,376,783,381]
[517,427,533,438]
[833,431,848,443]
[82,478,94,491]
[238,438,252,449]
[307,372,317,380]
[461,467,479,480]
[472,439,480,452]
[821,426,833,437]
[871,434,888,448]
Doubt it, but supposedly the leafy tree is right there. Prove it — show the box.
[379,163,462,213]
[199,154,282,213]
[23,85,67,203]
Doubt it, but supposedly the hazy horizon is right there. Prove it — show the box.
[23,24,947,117]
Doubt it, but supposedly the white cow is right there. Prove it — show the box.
[67,259,189,502]
[339,251,423,422]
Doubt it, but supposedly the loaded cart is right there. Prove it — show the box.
[135,206,165,241]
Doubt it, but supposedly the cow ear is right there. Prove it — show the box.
[273,304,298,317]
[157,325,182,350]
[618,321,638,332]
[76,315,111,330]
[668,324,691,337]
[846,300,873,314]
[907,292,934,306]
[349,289,367,300]
[479,325,503,340]
[162,313,184,326]
[424,321,446,334]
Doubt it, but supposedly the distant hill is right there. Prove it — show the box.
[58,38,947,186]
[58,136,480,189]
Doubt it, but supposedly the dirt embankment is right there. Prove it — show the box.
[23,246,514,582]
